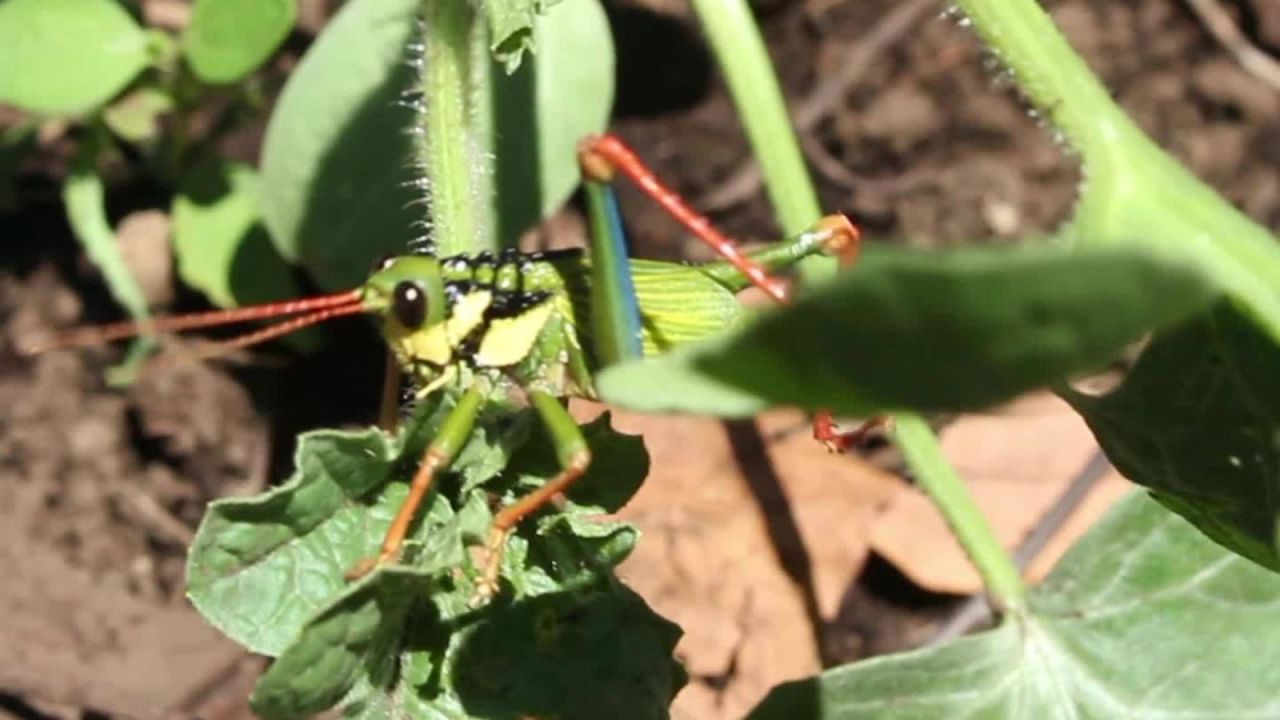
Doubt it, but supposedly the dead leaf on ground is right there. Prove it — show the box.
[573,402,900,720]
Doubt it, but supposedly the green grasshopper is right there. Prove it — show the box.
[24,134,860,601]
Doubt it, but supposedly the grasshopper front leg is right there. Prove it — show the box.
[475,390,591,604]
[348,383,486,580]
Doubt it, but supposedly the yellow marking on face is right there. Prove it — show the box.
[395,323,451,366]
[388,290,492,367]
[447,290,492,345]
[474,301,554,367]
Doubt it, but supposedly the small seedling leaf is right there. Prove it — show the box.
[102,86,174,143]
[172,157,300,309]
[182,0,297,84]
[750,492,1280,718]
[599,244,1217,417]
[0,0,150,115]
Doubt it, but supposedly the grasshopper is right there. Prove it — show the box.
[23,134,861,601]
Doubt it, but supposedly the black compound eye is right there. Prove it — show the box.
[392,281,427,330]
[373,254,396,273]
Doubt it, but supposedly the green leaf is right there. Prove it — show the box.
[171,156,300,308]
[250,568,429,719]
[260,0,613,288]
[599,244,1219,417]
[186,423,406,656]
[491,0,614,245]
[102,86,174,143]
[0,0,151,115]
[188,395,679,717]
[1066,302,1280,572]
[63,137,149,322]
[751,492,1280,718]
[258,0,422,290]
[182,0,296,84]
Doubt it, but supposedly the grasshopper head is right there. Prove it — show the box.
[361,255,451,366]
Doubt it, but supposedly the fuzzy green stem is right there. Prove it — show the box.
[955,0,1280,342]
[417,1,494,255]
[63,131,154,384]
[686,0,819,238]
[893,414,1027,612]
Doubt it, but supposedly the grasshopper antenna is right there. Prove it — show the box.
[18,289,364,356]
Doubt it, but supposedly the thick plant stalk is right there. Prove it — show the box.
[414,0,497,255]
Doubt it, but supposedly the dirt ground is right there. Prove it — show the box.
[1,0,1277,717]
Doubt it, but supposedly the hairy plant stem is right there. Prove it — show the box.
[955,0,1280,342]
[416,0,496,255]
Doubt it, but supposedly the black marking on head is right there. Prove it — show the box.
[393,281,427,330]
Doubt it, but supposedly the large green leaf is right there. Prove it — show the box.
[259,0,613,289]
[172,157,300,308]
[751,492,1280,718]
[187,396,680,717]
[491,0,614,245]
[599,245,1218,417]
[0,0,152,115]
[258,0,422,290]
[182,0,296,84]
[1066,302,1280,571]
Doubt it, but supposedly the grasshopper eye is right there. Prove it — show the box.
[392,281,426,330]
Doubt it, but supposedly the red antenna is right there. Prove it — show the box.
[19,289,365,356]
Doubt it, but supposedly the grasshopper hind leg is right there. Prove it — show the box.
[474,390,592,604]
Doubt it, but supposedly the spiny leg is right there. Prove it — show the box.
[348,383,487,580]
[475,390,591,603]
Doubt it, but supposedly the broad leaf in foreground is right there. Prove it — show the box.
[751,492,1280,718]
[599,245,1217,417]
[187,398,681,718]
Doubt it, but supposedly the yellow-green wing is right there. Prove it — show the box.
[629,259,744,355]
[554,253,745,361]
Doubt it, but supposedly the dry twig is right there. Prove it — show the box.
[700,0,936,211]
[1184,0,1280,93]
